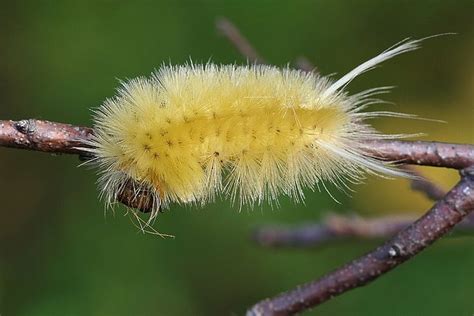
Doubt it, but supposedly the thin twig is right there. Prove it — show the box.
[254,214,415,248]
[216,18,318,73]
[216,17,266,64]
[247,167,474,315]
[253,212,474,248]
[294,56,318,73]
[402,165,446,200]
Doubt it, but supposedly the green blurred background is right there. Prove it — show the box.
[1,1,473,315]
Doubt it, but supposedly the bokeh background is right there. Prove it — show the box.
[1,1,473,315]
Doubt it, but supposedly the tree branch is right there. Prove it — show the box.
[247,167,474,315]
[1,119,473,214]
[2,120,473,169]
[253,212,474,248]
[253,214,415,248]
[0,119,154,211]
[0,119,92,155]
[362,140,474,170]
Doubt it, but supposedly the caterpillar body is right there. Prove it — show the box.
[87,39,424,219]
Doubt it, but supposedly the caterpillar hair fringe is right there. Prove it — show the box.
[83,37,436,226]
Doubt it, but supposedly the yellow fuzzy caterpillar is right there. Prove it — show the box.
[87,38,424,219]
